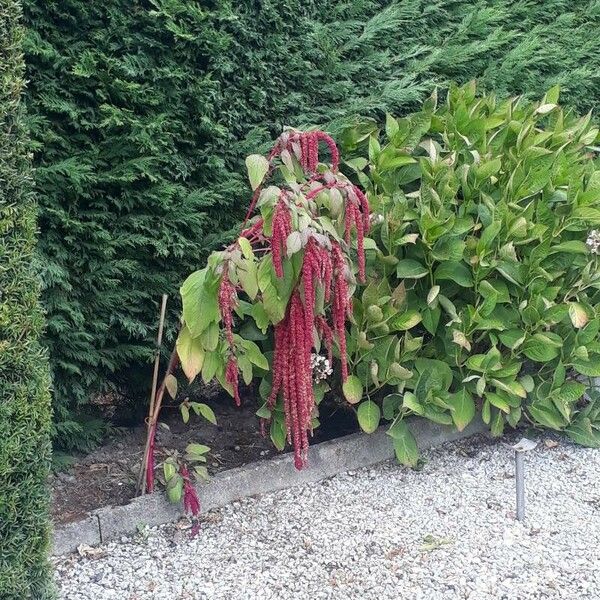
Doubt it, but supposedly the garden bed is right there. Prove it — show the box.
[51,387,358,525]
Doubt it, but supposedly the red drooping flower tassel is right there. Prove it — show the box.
[271,195,292,278]
[219,272,241,405]
[181,465,201,516]
[332,242,351,382]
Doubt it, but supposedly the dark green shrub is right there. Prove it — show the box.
[22,0,600,448]
[0,1,53,597]
[341,83,600,464]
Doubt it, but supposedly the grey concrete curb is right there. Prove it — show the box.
[52,416,486,555]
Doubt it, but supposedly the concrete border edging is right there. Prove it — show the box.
[52,417,486,555]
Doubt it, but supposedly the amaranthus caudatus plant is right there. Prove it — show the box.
[172,130,370,471]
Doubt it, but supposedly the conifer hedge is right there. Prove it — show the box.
[21,0,600,448]
[0,1,53,597]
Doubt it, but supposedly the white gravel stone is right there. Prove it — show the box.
[53,435,600,599]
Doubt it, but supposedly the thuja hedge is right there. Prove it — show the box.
[22,0,600,448]
[0,1,53,597]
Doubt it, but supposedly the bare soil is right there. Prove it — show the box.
[51,384,357,525]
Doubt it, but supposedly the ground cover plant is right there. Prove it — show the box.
[0,0,53,596]
[21,0,600,451]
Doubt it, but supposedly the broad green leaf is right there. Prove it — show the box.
[522,334,561,362]
[240,339,269,370]
[270,416,286,451]
[499,329,526,350]
[383,393,402,420]
[387,420,419,468]
[434,261,473,287]
[342,375,363,404]
[390,310,422,331]
[485,392,510,414]
[286,231,302,256]
[245,154,269,190]
[396,259,428,279]
[238,236,254,259]
[193,402,217,425]
[549,241,588,254]
[187,443,210,456]
[357,400,381,434]
[572,356,600,377]
[528,401,566,430]
[566,418,600,448]
[237,260,258,300]
[180,403,189,424]
[447,389,475,431]
[402,391,424,415]
[181,268,220,337]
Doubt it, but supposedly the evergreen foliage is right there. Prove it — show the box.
[0,1,53,597]
[21,0,600,448]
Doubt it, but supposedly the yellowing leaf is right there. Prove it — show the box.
[245,154,269,190]
[176,326,205,383]
[165,374,178,399]
[569,302,588,329]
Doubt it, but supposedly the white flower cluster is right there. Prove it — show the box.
[310,353,333,383]
[586,230,600,254]
[370,213,384,226]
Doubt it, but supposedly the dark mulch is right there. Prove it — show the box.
[51,384,358,525]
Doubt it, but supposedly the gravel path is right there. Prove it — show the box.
[54,434,600,599]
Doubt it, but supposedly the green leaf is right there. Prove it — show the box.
[270,415,286,451]
[342,375,363,404]
[240,339,269,370]
[402,391,424,415]
[566,417,600,448]
[528,401,566,430]
[193,402,217,425]
[485,392,510,414]
[187,443,211,456]
[389,310,422,331]
[238,236,254,259]
[549,241,588,254]
[238,259,258,300]
[387,420,419,468]
[447,389,475,431]
[245,154,269,190]
[522,334,561,362]
[357,400,381,434]
[434,261,473,287]
[180,403,189,423]
[396,259,428,279]
[383,393,402,420]
[498,329,526,350]
[181,268,220,337]
[166,475,183,504]
[569,303,589,329]
[572,356,600,377]
[200,321,220,352]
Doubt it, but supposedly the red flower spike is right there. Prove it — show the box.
[181,465,201,517]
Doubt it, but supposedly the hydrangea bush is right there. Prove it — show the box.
[341,83,600,464]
